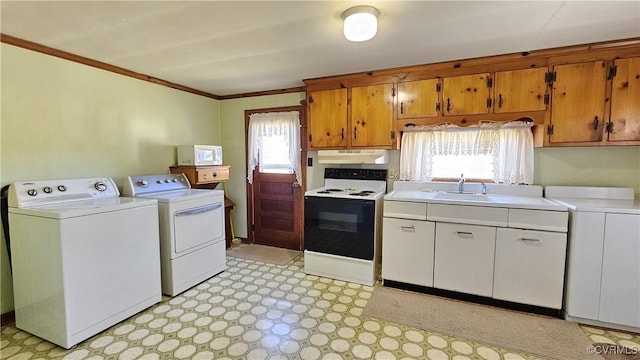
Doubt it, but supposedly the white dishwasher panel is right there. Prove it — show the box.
[434,222,496,297]
[382,217,435,287]
[494,228,567,309]
[508,208,568,232]
[599,213,640,328]
[383,201,428,220]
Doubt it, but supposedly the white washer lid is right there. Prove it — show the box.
[8,197,158,219]
[129,188,224,203]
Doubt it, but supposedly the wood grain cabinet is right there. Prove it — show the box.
[442,73,491,116]
[397,78,440,120]
[307,88,348,149]
[493,67,548,113]
[548,60,607,144]
[306,85,395,149]
[351,83,395,147]
[608,56,640,143]
[170,165,230,185]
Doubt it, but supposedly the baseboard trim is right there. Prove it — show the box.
[1,310,15,325]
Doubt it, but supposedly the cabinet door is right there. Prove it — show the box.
[433,223,495,297]
[494,68,548,113]
[442,73,490,116]
[351,84,395,147]
[397,79,439,119]
[608,57,640,142]
[494,228,567,309]
[599,213,640,327]
[382,218,435,287]
[307,88,348,148]
[549,61,607,143]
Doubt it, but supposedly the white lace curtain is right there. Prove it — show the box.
[399,120,534,184]
[247,111,301,184]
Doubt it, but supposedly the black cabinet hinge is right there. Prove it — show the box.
[436,83,441,92]
[436,102,441,112]
[487,98,492,108]
[545,71,556,85]
[308,134,312,142]
[608,65,618,80]
[547,124,554,135]
[486,77,493,88]
[308,95,314,104]
[391,130,396,140]
[606,121,614,133]
[544,93,550,105]
[392,87,396,97]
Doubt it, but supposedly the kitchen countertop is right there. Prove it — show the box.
[385,190,568,211]
[545,186,640,215]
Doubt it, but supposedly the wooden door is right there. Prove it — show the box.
[351,83,395,147]
[549,61,607,143]
[608,57,640,142]
[307,88,347,149]
[252,170,302,250]
[397,79,439,119]
[494,68,548,113]
[442,73,490,116]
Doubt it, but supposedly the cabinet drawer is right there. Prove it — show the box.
[434,223,496,297]
[382,218,435,287]
[384,201,428,220]
[428,204,508,226]
[196,166,229,183]
[494,228,567,309]
[509,209,568,232]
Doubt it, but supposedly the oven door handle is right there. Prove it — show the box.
[175,203,222,217]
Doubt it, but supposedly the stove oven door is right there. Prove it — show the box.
[304,196,375,260]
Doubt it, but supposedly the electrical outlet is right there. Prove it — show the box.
[388,168,398,179]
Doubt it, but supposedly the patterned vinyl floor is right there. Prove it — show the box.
[1,247,639,360]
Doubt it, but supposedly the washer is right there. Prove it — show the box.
[123,173,226,296]
[8,177,161,349]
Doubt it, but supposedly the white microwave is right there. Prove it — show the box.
[177,145,223,166]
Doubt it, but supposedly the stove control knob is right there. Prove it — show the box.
[57,185,67,192]
[138,180,148,187]
[172,179,178,182]
[94,182,108,192]
[43,186,53,194]
[27,189,37,197]
[156,180,162,184]
[165,179,171,183]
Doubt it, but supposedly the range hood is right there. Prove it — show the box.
[317,149,389,164]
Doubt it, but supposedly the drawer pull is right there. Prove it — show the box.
[400,225,415,232]
[521,238,541,244]
[457,231,473,237]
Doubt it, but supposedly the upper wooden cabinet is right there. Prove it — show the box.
[397,79,439,119]
[608,57,640,143]
[493,68,548,113]
[351,84,395,147]
[442,73,491,116]
[307,88,347,149]
[548,61,607,144]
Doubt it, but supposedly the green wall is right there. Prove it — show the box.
[1,44,221,314]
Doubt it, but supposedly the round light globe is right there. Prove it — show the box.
[343,6,379,42]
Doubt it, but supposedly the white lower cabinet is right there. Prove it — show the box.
[493,228,567,309]
[433,223,496,297]
[599,213,640,328]
[382,218,435,286]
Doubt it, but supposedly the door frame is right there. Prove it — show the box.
[244,104,307,247]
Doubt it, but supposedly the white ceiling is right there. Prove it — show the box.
[1,1,639,97]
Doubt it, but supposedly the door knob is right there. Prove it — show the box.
[292,181,301,188]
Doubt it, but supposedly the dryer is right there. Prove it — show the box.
[124,173,226,296]
[8,177,161,349]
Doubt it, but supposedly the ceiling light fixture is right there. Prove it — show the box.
[342,5,379,42]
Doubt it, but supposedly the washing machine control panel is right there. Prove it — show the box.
[122,173,190,196]
[8,177,119,207]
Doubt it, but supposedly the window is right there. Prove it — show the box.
[259,135,294,174]
[399,120,534,184]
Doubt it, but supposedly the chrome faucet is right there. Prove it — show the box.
[457,174,465,193]
[481,181,487,195]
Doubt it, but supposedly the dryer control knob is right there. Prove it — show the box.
[57,185,67,192]
[43,186,53,194]
[94,182,108,192]
[27,189,37,196]
[138,180,148,187]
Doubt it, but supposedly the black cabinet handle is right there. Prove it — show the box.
[354,127,357,139]
[593,116,599,130]
[341,128,344,139]
[400,102,404,114]
[446,98,451,112]
[498,94,503,108]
